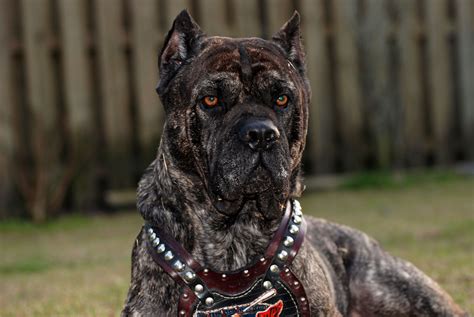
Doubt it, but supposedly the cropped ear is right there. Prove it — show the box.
[157,10,204,95]
[272,11,305,74]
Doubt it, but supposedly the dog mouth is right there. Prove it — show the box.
[212,191,286,220]
[210,160,284,216]
[242,164,272,194]
[214,157,272,195]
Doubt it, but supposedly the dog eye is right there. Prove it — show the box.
[275,95,289,108]
[201,96,219,108]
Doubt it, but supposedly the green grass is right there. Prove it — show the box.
[0,175,473,316]
[340,169,462,190]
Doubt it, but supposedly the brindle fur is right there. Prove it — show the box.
[122,10,468,317]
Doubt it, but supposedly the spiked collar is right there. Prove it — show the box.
[144,199,310,316]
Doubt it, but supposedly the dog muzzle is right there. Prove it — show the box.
[144,199,310,317]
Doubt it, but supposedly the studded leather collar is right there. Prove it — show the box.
[145,199,310,316]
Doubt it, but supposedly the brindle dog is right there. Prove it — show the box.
[122,10,468,317]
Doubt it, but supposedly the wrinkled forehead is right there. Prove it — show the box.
[195,37,294,78]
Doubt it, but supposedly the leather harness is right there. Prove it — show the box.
[145,199,310,316]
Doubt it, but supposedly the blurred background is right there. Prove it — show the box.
[0,0,473,315]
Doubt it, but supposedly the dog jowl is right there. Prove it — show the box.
[122,10,468,317]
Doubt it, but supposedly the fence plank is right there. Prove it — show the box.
[58,0,100,208]
[199,0,232,36]
[233,0,261,37]
[131,0,162,162]
[397,0,426,166]
[21,0,60,221]
[426,0,453,164]
[21,0,57,131]
[95,0,133,187]
[361,0,393,168]
[301,0,335,173]
[0,0,15,215]
[2,0,473,220]
[332,0,365,170]
[456,0,474,160]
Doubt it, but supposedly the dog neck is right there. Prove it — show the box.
[142,196,310,316]
[193,203,281,271]
[138,147,284,272]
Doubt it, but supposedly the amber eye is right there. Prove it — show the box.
[202,96,219,108]
[275,95,289,108]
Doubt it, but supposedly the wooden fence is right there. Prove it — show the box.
[1,0,473,219]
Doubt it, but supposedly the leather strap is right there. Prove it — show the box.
[145,201,292,289]
[264,202,292,258]
[145,199,309,316]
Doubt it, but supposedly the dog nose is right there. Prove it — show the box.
[239,118,280,151]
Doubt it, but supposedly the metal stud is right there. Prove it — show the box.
[293,200,301,211]
[194,284,204,293]
[164,250,174,261]
[147,228,154,235]
[173,260,185,272]
[294,201,303,216]
[205,297,214,306]
[221,274,227,279]
[156,244,166,253]
[289,224,299,235]
[260,257,266,262]
[150,232,157,241]
[184,271,196,282]
[278,250,288,261]
[283,236,294,247]
[270,264,280,273]
[301,297,306,302]
[293,215,302,224]
[179,310,186,316]
[152,237,160,247]
[243,269,249,276]
[263,280,273,289]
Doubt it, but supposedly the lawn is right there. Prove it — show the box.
[0,174,473,316]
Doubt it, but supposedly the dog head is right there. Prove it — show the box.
[156,10,310,220]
